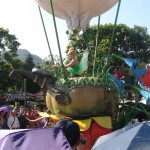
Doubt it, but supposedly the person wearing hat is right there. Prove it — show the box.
[54,119,86,150]
[7,109,20,129]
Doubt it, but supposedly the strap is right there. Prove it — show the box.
[11,117,15,127]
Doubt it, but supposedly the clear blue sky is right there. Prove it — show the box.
[0,0,150,59]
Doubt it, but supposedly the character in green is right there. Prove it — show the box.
[55,47,89,77]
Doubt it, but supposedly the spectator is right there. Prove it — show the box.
[0,110,4,129]
[54,119,81,149]
[25,107,36,128]
[1,110,8,129]
[7,109,20,129]
[26,123,30,129]
[18,107,26,129]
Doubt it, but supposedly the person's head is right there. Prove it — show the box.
[26,107,32,114]
[26,123,30,128]
[11,109,17,116]
[19,107,25,114]
[54,119,80,148]
[69,47,74,51]
[68,47,76,59]
[0,110,2,116]
[0,110,4,116]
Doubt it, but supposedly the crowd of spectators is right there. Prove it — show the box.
[0,105,49,129]
[0,106,87,149]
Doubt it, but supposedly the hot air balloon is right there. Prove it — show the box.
[35,0,118,31]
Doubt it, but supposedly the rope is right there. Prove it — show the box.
[38,6,55,65]
[106,0,122,66]
[49,0,68,80]
[92,15,101,77]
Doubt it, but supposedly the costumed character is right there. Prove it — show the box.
[55,47,89,77]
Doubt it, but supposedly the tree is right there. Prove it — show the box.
[0,28,23,94]
[23,54,35,71]
[23,54,40,93]
[41,55,68,78]
[67,24,150,76]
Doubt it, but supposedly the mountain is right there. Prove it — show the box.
[17,49,43,65]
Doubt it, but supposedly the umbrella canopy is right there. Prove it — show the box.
[92,122,150,150]
[0,105,13,112]
[4,91,35,102]
[0,128,71,150]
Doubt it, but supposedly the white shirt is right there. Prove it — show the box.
[7,115,20,129]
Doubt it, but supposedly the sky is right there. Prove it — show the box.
[0,0,150,59]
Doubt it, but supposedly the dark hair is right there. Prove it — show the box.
[0,110,4,113]
[54,119,80,147]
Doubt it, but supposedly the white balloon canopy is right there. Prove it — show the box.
[35,0,118,31]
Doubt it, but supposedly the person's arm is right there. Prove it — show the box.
[64,59,78,68]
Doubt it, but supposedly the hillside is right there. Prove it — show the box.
[17,49,43,65]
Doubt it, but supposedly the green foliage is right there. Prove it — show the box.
[0,28,23,94]
[0,28,20,54]
[67,24,150,77]
[23,54,35,71]
[113,101,150,130]
[23,54,40,93]
[41,60,66,78]
[41,61,56,76]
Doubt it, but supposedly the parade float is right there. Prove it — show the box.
[9,0,150,149]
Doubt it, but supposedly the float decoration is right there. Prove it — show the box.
[8,0,131,149]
